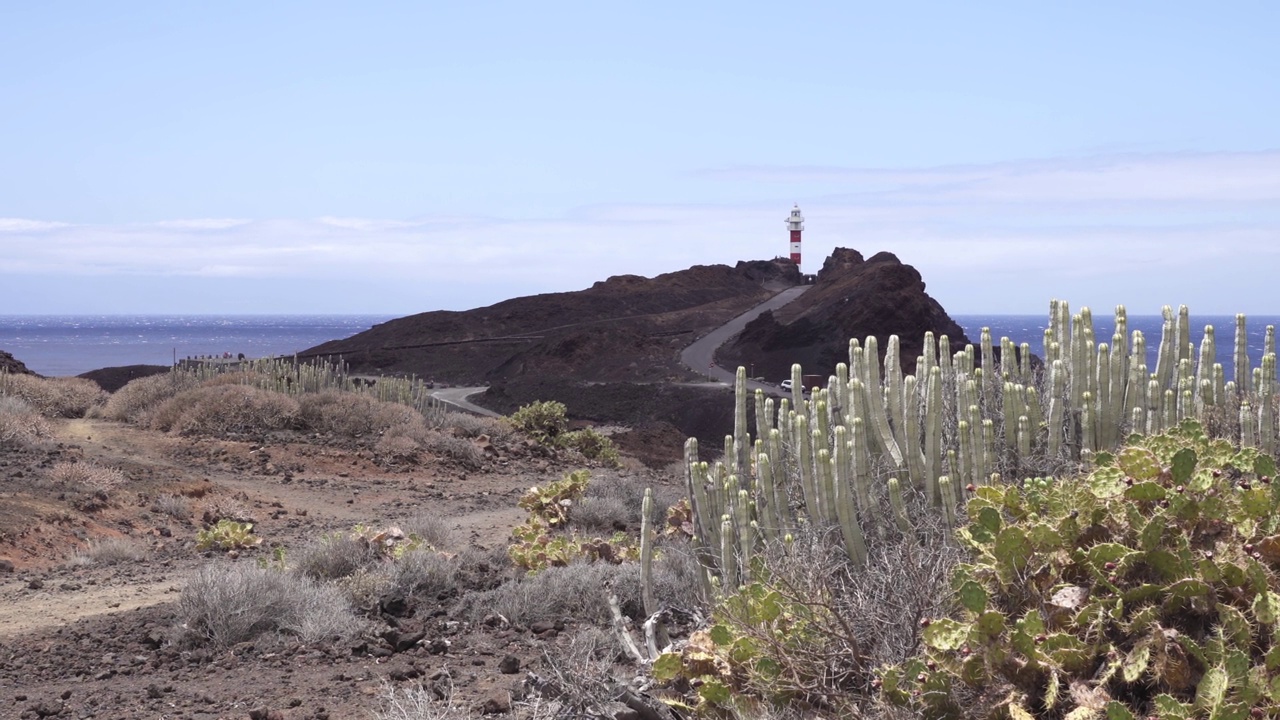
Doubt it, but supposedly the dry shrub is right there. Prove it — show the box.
[298,391,421,437]
[48,461,127,493]
[381,549,461,601]
[571,472,670,535]
[419,431,484,468]
[149,385,299,436]
[376,414,486,468]
[73,537,147,565]
[0,374,106,418]
[101,372,201,423]
[294,534,379,581]
[399,513,454,550]
[0,395,53,448]
[647,539,707,612]
[464,561,640,626]
[151,494,192,521]
[179,563,362,647]
[436,412,515,443]
[374,435,421,464]
[712,486,962,717]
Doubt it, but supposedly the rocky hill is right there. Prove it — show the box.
[716,248,971,380]
[301,259,801,384]
[0,350,36,376]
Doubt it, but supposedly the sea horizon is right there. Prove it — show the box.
[0,314,399,377]
[3,312,1278,379]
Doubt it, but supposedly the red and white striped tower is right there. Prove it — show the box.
[786,204,804,268]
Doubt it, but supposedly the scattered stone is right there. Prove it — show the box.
[380,628,425,654]
[0,559,14,573]
[27,578,44,590]
[479,690,511,715]
[498,655,520,674]
[146,684,164,699]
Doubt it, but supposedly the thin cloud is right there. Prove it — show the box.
[703,151,1280,204]
[0,218,72,232]
[152,218,253,230]
[2,150,1278,314]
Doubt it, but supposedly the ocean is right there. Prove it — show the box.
[953,315,1280,372]
[0,315,397,377]
[2,312,1277,379]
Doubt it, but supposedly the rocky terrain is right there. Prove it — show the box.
[1,350,36,377]
[302,250,968,464]
[717,249,971,381]
[301,260,801,385]
[0,407,684,719]
[0,248,976,719]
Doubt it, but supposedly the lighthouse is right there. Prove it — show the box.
[786,204,804,268]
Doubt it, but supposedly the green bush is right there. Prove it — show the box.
[562,427,622,467]
[881,420,1280,719]
[509,400,568,444]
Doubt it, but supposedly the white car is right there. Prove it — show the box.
[780,379,794,391]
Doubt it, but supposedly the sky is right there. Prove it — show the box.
[2,2,1279,316]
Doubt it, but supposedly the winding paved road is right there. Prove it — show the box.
[679,285,811,391]
[429,386,502,417]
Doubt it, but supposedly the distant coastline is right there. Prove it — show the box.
[0,314,397,377]
[3,312,1277,379]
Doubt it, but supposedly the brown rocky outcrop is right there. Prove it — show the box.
[300,259,800,384]
[717,248,971,381]
[0,350,37,376]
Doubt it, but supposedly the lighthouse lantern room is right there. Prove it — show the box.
[786,204,804,268]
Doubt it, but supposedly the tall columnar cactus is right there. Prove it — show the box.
[1196,325,1216,405]
[863,336,904,467]
[1176,304,1191,368]
[682,298,1279,590]
[790,363,804,411]
[1235,314,1251,396]
[1260,353,1277,455]
[1154,305,1176,392]
[1047,360,1067,457]
[640,488,657,616]
[925,366,944,500]
[733,367,750,481]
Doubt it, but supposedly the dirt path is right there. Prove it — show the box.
[0,573,180,639]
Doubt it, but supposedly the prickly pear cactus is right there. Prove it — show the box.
[880,420,1280,719]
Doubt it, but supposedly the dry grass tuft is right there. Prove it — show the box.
[151,494,192,521]
[293,534,380,581]
[463,561,639,627]
[47,461,127,493]
[398,513,455,550]
[0,395,54,448]
[179,563,363,647]
[72,537,147,565]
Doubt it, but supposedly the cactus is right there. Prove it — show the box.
[1235,313,1251,395]
[881,423,1280,718]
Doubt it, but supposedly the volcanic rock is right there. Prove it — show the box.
[0,350,36,376]
[299,259,799,384]
[717,248,971,380]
